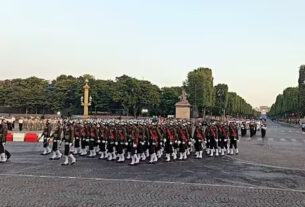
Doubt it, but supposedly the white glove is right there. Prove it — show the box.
[178,141,181,145]
[133,144,137,148]
[115,142,118,145]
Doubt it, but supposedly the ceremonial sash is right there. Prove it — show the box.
[109,130,115,139]
[230,127,237,137]
[119,130,125,139]
[167,129,175,142]
[211,129,216,137]
[75,131,80,137]
[81,130,86,137]
[150,130,158,143]
[131,131,138,147]
[90,131,96,138]
[196,129,204,140]
[180,130,187,142]
[224,129,229,138]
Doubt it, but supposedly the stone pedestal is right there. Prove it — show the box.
[175,101,191,120]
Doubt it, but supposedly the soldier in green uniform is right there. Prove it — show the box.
[38,120,52,155]
[62,122,76,166]
[0,120,10,163]
[229,122,239,155]
[194,123,204,159]
[49,122,63,160]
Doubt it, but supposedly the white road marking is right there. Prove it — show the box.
[291,139,296,142]
[1,173,305,194]
[280,138,286,142]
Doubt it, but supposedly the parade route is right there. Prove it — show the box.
[0,120,305,207]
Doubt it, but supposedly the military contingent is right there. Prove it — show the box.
[0,116,267,164]
[34,118,244,166]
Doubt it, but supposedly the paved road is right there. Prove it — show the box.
[0,120,305,207]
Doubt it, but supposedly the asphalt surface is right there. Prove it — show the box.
[0,120,305,207]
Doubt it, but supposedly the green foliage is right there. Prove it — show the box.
[269,65,305,118]
[184,68,214,112]
[159,87,182,116]
[269,87,299,118]
[0,68,257,117]
[298,65,305,116]
[213,84,228,115]
[226,92,258,117]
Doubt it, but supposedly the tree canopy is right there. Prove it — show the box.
[269,65,305,118]
[0,68,257,118]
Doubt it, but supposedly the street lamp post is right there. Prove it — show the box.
[81,79,92,118]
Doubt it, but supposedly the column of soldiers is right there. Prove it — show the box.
[38,119,240,166]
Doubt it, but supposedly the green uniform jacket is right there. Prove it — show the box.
[0,125,8,143]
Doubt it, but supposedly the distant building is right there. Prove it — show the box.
[259,106,270,115]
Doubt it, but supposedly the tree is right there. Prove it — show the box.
[184,68,214,118]
[298,65,305,117]
[137,80,161,116]
[90,80,116,113]
[159,87,182,116]
[113,75,141,116]
[214,84,228,116]
[268,87,299,119]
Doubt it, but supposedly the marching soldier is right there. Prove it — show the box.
[165,125,175,162]
[116,125,126,163]
[217,123,227,156]
[208,123,219,157]
[261,123,267,138]
[80,124,88,156]
[73,122,82,155]
[0,120,10,163]
[88,124,98,158]
[229,122,239,155]
[137,125,146,161]
[194,123,204,159]
[148,125,158,164]
[62,122,76,166]
[38,120,52,155]
[98,124,107,159]
[129,125,139,166]
[241,122,247,137]
[49,122,63,160]
[249,121,257,137]
[178,125,188,160]
[107,125,116,161]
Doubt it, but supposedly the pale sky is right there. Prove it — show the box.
[1,0,304,107]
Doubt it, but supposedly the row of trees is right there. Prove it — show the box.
[184,68,259,118]
[0,68,258,118]
[268,65,305,118]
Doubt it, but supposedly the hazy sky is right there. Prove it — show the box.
[1,0,304,107]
